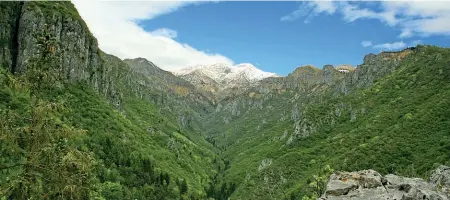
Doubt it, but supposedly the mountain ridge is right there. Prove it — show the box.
[172,62,278,95]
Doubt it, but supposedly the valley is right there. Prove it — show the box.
[1,2,450,200]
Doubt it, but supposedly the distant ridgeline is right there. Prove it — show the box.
[1,1,450,200]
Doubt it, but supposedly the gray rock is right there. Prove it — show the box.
[258,159,272,171]
[321,167,449,200]
[350,110,357,122]
[384,174,448,200]
[286,135,293,145]
[280,130,288,140]
[430,165,450,187]
[293,117,316,138]
[325,178,358,196]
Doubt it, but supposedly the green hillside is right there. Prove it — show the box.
[204,46,450,199]
[0,2,217,199]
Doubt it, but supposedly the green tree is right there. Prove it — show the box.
[99,182,124,200]
[303,165,334,199]
[180,179,188,195]
[0,24,97,199]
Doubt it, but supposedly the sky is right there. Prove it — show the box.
[73,1,450,76]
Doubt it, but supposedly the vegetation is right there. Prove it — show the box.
[302,165,334,199]
[204,45,450,199]
[1,1,450,200]
[0,24,96,199]
[0,13,217,199]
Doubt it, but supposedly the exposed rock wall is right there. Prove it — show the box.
[1,2,109,94]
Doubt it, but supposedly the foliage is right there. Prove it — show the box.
[303,165,334,198]
[204,45,450,199]
[0,14,216,199]
[0,23,97,199]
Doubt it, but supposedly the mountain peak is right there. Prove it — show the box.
[172,63,278,92]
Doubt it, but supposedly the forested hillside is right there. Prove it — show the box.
[0,2,219,199]
[206,46,450,199]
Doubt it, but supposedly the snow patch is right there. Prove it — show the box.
[172,63,278,89]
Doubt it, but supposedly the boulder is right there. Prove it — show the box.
[320,167,450,200]
[384,174,447,200]
[322,170,385,198]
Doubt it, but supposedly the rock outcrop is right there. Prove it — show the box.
[430,165,450,194]
[320,167,450,200]
[1,2,118,100]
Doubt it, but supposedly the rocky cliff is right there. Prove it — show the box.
[1,2,103,85]
[0,1,213,129]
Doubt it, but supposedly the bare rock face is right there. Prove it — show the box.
[430,165,450,187]
[1,2,112,97]
[320,167,450,200]
[430,165,450,195]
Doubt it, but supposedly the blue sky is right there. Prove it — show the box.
[74,1,450,76]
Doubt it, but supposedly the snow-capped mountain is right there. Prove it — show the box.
[172,63,278,92]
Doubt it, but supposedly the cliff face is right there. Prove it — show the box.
[1,2,107,93]
[0,2,22,73]
[0,2,214,124]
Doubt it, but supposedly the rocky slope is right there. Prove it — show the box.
[321,166,450,199]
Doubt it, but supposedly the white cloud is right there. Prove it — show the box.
[280,1,336,23]
[314,1,337,15]
[282,1,450,38]
[372,41,406,51]
[72,1,234,71]
[280,3,313,22]
[338,2,399,26]
[361,40,372,47]
[150,28,178,39]
[399,29,413,38]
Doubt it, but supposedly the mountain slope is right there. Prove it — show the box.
[204,46,450,199]
[0,2,218,199]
